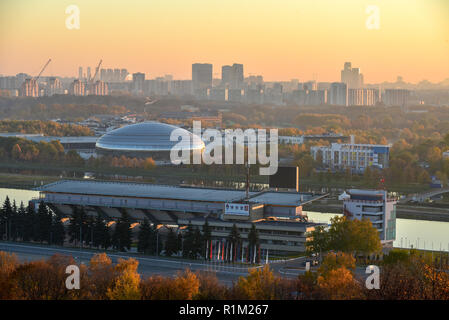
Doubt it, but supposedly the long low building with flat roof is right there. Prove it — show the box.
[33,179,327,253]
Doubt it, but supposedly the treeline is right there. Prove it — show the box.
[0,100,128,120]
[0,249,448,300]
[0,120,92,136]
[0,136,156,170]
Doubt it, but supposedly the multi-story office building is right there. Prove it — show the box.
[20,78,39,97]
[221,65,232,87]
[383,89,410,106]
[192,63,212,91]
[311,138,391,173]
[228,88,243,102]
[341,62,364,89]
[329,82,348,106]
[120,69,128,82]
[46,77,63,96]
[78,66,83,80]
[147,78,169,96]
[221,64,244,89]
[0,76,19,90]
[341,189,397,246]
[171,80,193,96]
[132,72,145,94]
[91,80,108,96]
[307,90,327,105]
[347,88,379,106]
[70,79,85,96]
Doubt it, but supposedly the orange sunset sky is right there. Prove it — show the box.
[0,0,448,83]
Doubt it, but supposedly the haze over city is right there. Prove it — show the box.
[1,0,448,82]
[1,0,449,307]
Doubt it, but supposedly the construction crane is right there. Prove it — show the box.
[90,59,102,83]
[34,59,51,81]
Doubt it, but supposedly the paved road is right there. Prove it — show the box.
[0,242,303,285]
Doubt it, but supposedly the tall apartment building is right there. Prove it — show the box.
[341,189,397,246]
[329,82,348,106]
[20,78,39,97]
[132,72,145,94]
[341,62,364,89]
[221,64,244,89]
[70,79,85,96]
[91,80,108,95]
[311,138,391,173]
[348,88,379,106]
[171,80,193,96]
[383,89,410,106]
[192,63,212,92]
[46,77,63,96]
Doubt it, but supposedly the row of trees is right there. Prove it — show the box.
[1,249,448,300]
[0,120,92,136]
[1,197,261,262]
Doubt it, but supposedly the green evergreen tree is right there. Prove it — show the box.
[68,206,88,246]
[165,228,178,257]
[112,211,132,251]
[137,218,152,254]
[248,224,260,263]
[182,225,196,259]
[37,201,52,243]
[0,196,13,240]
[51,210,65,246]
[93,215,111,249]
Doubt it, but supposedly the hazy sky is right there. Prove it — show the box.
[0,0,448,83]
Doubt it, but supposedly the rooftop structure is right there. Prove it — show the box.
[95,121,205,159]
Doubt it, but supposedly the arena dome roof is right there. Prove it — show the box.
[95,121,204,152]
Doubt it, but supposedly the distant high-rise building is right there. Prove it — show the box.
[171,80,193,96]
[106,69,113,82]
[78,67,83,80]
[192,63,212,91]
[100,69,107,81]
[70,79,85,96]
[91,80,108,96]
[230,63,244,89]
[348,88,379,106]
[329,82,348,106]
[120,69,128,82]
[46,77,62,96]
[20,78,38,97]
[87,67,91,81]
[383,89,410,106]
[132,72,145,94]
[341,62,364,89]
[113,69,121,82]
[221,65,232,86]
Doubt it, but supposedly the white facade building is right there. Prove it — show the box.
[311,140,391,173]
[342,189,397,246]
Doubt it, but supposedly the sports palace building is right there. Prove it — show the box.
[33,180,326,254]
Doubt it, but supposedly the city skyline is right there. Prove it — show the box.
[1,0,448,83]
